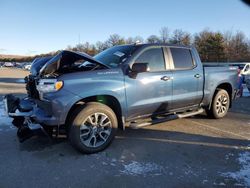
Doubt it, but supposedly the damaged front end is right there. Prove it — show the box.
[4,50,108,142]
[3,95,43,142]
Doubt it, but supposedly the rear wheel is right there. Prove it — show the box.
[206,89,230,119]
[68,102,118,154]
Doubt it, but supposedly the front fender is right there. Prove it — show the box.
[59,69,126,124]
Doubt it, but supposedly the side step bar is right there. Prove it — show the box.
[178,108,204,118]
[130,108,204,129]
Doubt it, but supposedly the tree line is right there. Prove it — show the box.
[1,27,250,62]
[67,28,250,62]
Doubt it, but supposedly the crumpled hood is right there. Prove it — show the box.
[39,50,109,76]
[30,56,53,76]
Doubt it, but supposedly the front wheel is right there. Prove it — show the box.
[69,102,118,154]
[206,89,230,119]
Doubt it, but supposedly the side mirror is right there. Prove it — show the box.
[131,63,150,73]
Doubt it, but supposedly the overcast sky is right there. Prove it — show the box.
[0,0,250,55]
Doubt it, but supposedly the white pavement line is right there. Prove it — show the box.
[116,136,250,150]
[190,120,250,141]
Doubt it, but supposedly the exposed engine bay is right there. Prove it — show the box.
[39,50,108,77]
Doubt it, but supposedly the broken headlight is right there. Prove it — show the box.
[36,79,63,93]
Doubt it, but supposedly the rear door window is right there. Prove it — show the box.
[170,48,194,70]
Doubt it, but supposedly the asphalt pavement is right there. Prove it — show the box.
[0,68,250,188]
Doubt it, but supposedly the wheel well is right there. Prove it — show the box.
[213,83,233,108]
[66,95,124,129]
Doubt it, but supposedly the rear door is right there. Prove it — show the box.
[125,46,173,120]
[169,47,203,110]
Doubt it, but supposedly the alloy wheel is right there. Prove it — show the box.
[215,94,228,115]
[79,112,112,148]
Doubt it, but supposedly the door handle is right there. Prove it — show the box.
[161,76,171,81]
[194,74,201,78]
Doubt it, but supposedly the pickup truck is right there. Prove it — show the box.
[4,44,238,153]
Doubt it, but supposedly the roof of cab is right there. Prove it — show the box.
[118,43,192,49]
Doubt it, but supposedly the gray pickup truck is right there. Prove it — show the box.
[4,43,238,153]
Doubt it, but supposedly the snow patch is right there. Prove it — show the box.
[225,153,234,160]
[243,85,250,97]
[222,151,250,187]
[213,182,226,186]
[183,165,198,176]
[202,179,208,184]
[120,161,164,176]
[0,101,14,131]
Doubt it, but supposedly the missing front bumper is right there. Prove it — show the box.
[4,94,58,125]
[3,95,54,142]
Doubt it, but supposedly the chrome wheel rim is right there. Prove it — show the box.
[216,94,228,115]
[80,113,112,148]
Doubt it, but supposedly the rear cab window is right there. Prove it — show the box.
[170,48,194,70]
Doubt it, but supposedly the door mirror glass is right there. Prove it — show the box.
[131,63,150,73]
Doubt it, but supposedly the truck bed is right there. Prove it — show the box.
[202,65,238,105]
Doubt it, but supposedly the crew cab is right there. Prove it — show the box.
[4,44,239,153]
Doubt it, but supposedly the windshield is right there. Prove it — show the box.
[93,45,138,68]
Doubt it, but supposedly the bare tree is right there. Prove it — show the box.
[125,36,144,44]
[230,31,249,61]
[106,34,125,46]
[125,37,134,44]
[147,35,160,43]
[68,42,97,55]
[170,29,191,45]
[223,30,234,61]
[222,30,250,61]
[159,27,169,43]
[95,41,108,52]
[181,33,191,46]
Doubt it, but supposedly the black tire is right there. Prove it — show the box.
[68,102,118,154]
[206,89,230,119]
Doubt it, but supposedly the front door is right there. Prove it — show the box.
[125,46,173,120]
